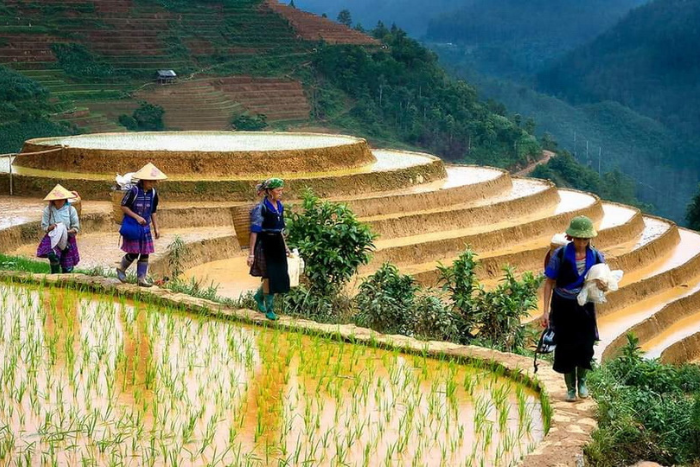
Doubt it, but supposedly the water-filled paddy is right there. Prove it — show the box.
[25,132,361,152]
[0,283,544,466]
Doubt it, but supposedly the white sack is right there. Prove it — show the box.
[577,263,624,306]
[115,172,136,190]
[48,222,68,250]
[287,248,305,288]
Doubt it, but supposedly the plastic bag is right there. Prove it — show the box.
[115,172,136,190]
[577,263,623,306]
[287,249,305,287]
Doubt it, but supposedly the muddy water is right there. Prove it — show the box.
[642,311,700,359]
[183,256,260,299]
[0,284,544,466]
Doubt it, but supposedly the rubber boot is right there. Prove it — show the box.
[253,287,267,313]
[61,266,74,273]
[48,252,61,274]
[117,255,134,283]
[136,261,152,287]
[577,367,590,399]
[564,372,577,402]
[264,294,278,321]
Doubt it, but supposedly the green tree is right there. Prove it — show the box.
[122,102,165,131]
[337,9,352,27]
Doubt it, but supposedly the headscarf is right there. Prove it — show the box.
[263,178,284,190]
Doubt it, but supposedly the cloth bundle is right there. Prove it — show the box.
[115,172,136,190]
[577,263,623,306]
[48,222,68,250]
[287,249,305,287]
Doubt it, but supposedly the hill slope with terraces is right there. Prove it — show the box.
[0,0,541,174]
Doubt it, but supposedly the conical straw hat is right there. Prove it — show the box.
[133,162,168,181]
[43,184,78,201]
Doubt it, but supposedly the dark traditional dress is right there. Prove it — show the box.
[249,198,290,294]
[120,186,159,255]
[545,243,605,374]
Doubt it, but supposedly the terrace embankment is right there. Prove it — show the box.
[2,128,700,461]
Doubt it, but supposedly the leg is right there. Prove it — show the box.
[117,253,138,283]
[264,292,278,321]
[577,367,589,398]
[47,252,61,274]
[136,254,151,287]
[254,283,267,313]
[564,372,577,402]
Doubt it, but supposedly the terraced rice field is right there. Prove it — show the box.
[0,283,545,466]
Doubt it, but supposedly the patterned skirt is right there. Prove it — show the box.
[120,227,155,255]
[249,232,290,294]
[36,235,80,270]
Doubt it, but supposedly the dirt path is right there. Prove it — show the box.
[513,150,556,177]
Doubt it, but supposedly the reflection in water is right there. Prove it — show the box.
[0,284,544,466]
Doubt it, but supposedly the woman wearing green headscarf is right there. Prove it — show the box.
[541,215,607,402]
[247,177,291,320]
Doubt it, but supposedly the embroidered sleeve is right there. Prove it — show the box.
[545,247,563,280]
[250,203,264,233]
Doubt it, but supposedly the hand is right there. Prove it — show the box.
[47,224,56,232]
[135,215,147,225]
[67,229,77,236]
[247,255,255,267]
[595,278,609,292]
[541,312,550,328]
[285,248,292,257]
[153,228,160,240]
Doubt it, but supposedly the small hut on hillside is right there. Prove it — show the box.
[156,70,177,85]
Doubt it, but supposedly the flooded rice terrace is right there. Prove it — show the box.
[0,283,544,466]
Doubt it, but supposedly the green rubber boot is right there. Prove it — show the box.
[253,287,267,313]
[577,367,590,399]
[564,372,577,402]
[264,294,278,321]
[49,262,61,274]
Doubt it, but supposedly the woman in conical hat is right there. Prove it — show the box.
[541,215,607,402]
[36,184,81,273]
[116,162,167,287]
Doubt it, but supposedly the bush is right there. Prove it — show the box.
[438,248,543,352]
[286,190,376,297]
[231,113,267,131]
[51,43,117,78]
[355,263,417,334]
[354,263,460,341]
[132,102,165,131]
[585,334,700,466]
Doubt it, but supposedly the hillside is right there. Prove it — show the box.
[537,0,700,139]
[425,0,646,81]
[0,0,538,171]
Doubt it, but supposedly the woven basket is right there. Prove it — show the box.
[111,190,126,224]
[232,203,255,249]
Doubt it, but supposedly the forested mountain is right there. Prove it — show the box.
[425,0,646,80]
[433,58,697,221]
[537,0,700,138]
[293,0,465,36]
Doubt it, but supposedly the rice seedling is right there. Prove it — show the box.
[0,282,546,466]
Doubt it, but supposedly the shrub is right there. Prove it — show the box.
[286,190,376,297]
[232,113,267,131]
[585,334,700,466]
[354,263,417,334]
[132,102,165,131]
[438,248,543,352]
[354,263,460,341]
[51,43,117,78]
